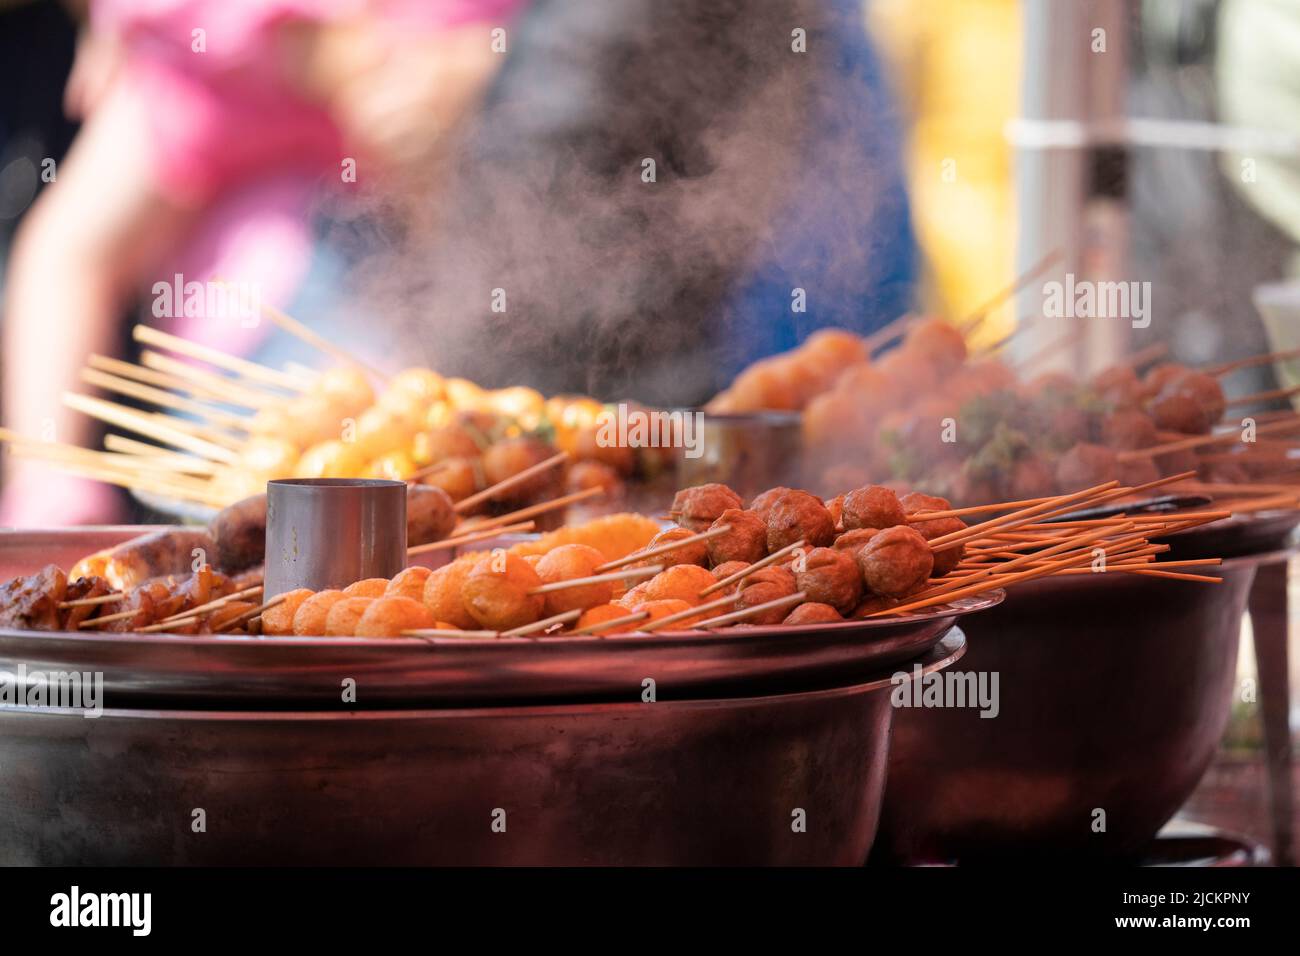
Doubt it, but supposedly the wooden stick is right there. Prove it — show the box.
[133,324,307,392]
[400,628,502,639]
[58,593,123,609]
[63,392,241,463]
[140,350,279,409]
[1120,342,1171,369]
[89,353,262,410]
[213,593,288,633]
[692,590,808,629]
[456,487,604,535]
[925,481,1122,551]
[594,524,732,574]
[405,520,537,557]
[139,585,264,631]
[958,248,1063,332]
[1224,383,1300,408]
[5,446,229,508]
[527,564,662,596]
[1117,417,1300,462]
[638,592,741,632]
[450,452,568,513]
[862,312,917,354]
[101,435,222,476]
[78,608,140,628]
[1205,347,1300,377]
[570,609,651,636]
[500,608,582,637]
[81,367,252,432]
[698,538,808,597]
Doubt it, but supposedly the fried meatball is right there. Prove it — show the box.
[841,485,907,532]
[900,496,966,577]
[783,602,844,625]
[1091,365,1143,408]
[566,460,624,496]
[711,560,750,582]
[1119,455,1162,489]
[1101,409,1158,451]
[481,437,560,503]
[903,317,968,374]
[630,526,710,569]
[706,509,768,566]
[1009,456,1057,501]
[406,484,457,545]
[833,527,880,554]
[262,588,314,636]
[324,596,374,636]
[293,589,347,636]
[735,569,799,625]
[573,425,638,476]
[641,564,717,605]
[853,595,903,617]
[856,526,934,598]
[765,490,836,551]
[793,547,862,614]
[344,578,389,598]
[1149,372,1225,435]
[386,566,432,602]
[461,553,545,630]
[576,602,637,634]
[671,483,743,532]
[1055,442,1120,493]
[749,486,798,521]
[632,599,699,627]
[356,596,436,638]
[423,424,485,463]
[826,494,846,532]
[616,580,651,609]
[534,543,611,615]
[418,456,482,503]
[421,558,480,630]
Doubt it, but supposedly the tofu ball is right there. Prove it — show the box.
[641,564,717,605]
[706,508,768,565]
[793,547,862,614]
[783,602,844,625]
[841,485,907,531]
[576,602,638,634]
[422,558,479,630]
[261,588,314,636]
[534,544,611,615]
[344,578,389,598]
[386,566,432,602]
[293,589,347,636]
[765,490,836,551]
[481,437,560,503]
[461,553,545,630]
[1055,442,1120,493]
[671,483,743,532]
[406,484,457,545]
[856,526,935,598]
[324,596,375,636]
[356,596,436,638]
[616,581,651,608]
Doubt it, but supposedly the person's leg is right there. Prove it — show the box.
[2,84,197,525]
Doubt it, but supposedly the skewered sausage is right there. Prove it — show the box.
[209,494,267,573]
[72,528,216,590]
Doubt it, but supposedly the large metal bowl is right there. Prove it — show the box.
[873,556,1259,862]
[0,631,965,866]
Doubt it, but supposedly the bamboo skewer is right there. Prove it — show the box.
[63,392,241,464]
[89,353,262,410]
[78,608,140,628]
[862,313,917,354]
[58,592,124,609]
[958,248,1063,333]
[456,487,604,535]
[1205,347,1300,377]
[101,435,222,476]
[449,452,568,513]
[133,325,307,393]
[698,538,808,597]
[693,590,808,629]
[1117,418,1300,462]
[140,351,279,409]
[570,609,651,636]
[80,367,252,432]
[925,480,1122,552]
[501,608,583,637]
[638,592,742,632]
[1224,383,1300,408]
[401,628,502,639]
[526,564,663,596]
[595,524,733,574]
[405,520,537,557]
[213,593,288,633]
[137,585,265,632]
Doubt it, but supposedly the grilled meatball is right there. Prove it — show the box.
[481,437,560,503]
[856,526,934,598]
[1149,372,1225,434]
[1091,365,1143,408]
[1055,442,1119,493]
[900,493,966,577]
[1119,455,1162,488]
[1010,455,1057,501]
[833,527,880,554]
[706,509,768,565]
[783,602,844,625]
[853,595,903,617]
[765,490,836,551]
[735,568,798,625]
[793,547,862,614]
[566,460,624,496]
[1101,409,1158,450]
[826,494,846,532]
[406,485,457,546]
[422,558,480,630]
[841,485,907,532]
[629,526,710,569]
[418,456,482,504]
[749,486,798,521]
[671,483,743,532]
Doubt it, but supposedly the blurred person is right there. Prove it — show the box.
[1,0,525,526]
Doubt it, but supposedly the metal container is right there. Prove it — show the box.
[0,631,965,866]
[264,479,407,597]
[676,411,804,500]
[873,556,1259,862]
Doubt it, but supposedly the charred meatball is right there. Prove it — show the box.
[671,483,743,532]
[706,509,768,565]
[793,547,862,614]
[856,526,935,598]
[841,485,907,532]
[765,490,836,551]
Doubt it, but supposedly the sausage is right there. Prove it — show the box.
[209,494,267,573]
[72,528,216,591]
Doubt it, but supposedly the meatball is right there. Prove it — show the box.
[566,460,624,496]
[344,578,389,598]
[293,589,347,636]
[386,566,432,602]
[1119,455,1162,489]
[534,544,611,615]
[1055,442,1120,493]
[576,602,637,634]
[841,485,907,532]
[765,490,836,551]
[1101,409,1158,450]
[900,497,967,578]
[711,560,750,582]
[706,509,768,565]
[356,596,436,637]
[261,588,314,636]
[853,595,903,617]
[421,558,480,630]
[903,318,968,374]
[1090,365,1143,408]
[628,526,711,569]
[632,599,700,627]
[750,486,798,521]
[406,485,457,545]
[735,568,798,625]
[833,527,880,554]
[1149,372,1225,435]
[671,483,743,532]
[324,597,374,636]
[461,553,546,630]
[481,437,559,503]
[418,456,482,503]
[856,526,935,598]
[1009,456,1057,500]
[783,602,845,625]
[641,564,717,605]
[793,547,862,614]
[826,494,846,532]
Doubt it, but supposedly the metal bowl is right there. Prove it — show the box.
[873,556,1259,862]
[675,411,804,500]
[0,631,965,866]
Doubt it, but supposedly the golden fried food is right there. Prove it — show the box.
[765,490,835,551]
[293,589,346,635]
[734,570,797,625]
[423,424,485,463]
[783,602,844,625]
[202,601,256,632]
[706,509,767,565]
[749,486,795,521]
[344,578,389,598]
[507,513,660,563]
[856,526,934,598]
[711,560,749,582]
[417,456,482,502]
[461,553,545,630]
[262,588,314,636]
[573,425,638,476]
[841,485,906,531]
[296,440,368,480]
[671,483,743,532]
[626,526,710,570]
[386,566,432,602]
[356,596,436,638]
[576,602,637,633]
[632,598,698,626]
[324,596,374,636]
[834,528,880,554]
[900,493,965,577]
[406,484,457,544]
[421,557,480,630]
[793,547,862,614]
[566,460,625,495]
[641,564,717,605]
[482,437,559,503]
[534,544,611,615]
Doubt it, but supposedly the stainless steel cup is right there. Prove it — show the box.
[264,479,407,598]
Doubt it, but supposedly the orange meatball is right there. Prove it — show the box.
[641,564,717,605]
[534,544,611,615]
[631,526,711,569]
[783,602,844,625]
[856,526,934,598]
[841,485,907,531]
[671,483,743,532]
[461,553,545,630]
[386,566,432,602]
[356,596,436,638]
[481,437,559,502]
[706,509,768,565]
[576,602,637,634]
[765,490,835,550]
[418,456,483,503]
[632,598,699,627]
[793,547,862,614]
[262,588,313,636]
[421,558,480,630]
[293,589,346,636]
[344,578,389,598]
[324,597,375,636]
[903,318,967,374]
